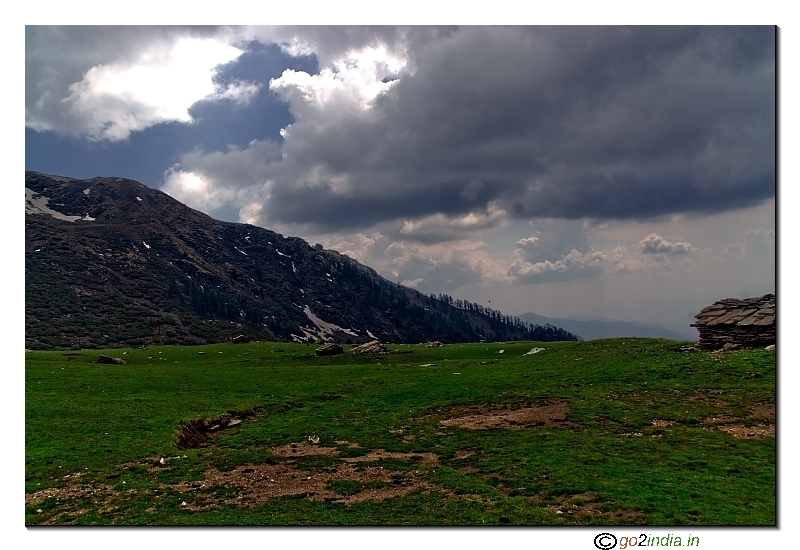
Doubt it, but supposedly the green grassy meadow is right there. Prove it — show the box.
[25,338,775,525]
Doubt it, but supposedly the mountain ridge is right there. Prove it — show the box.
[25,171,579,349]
[517,312,697,341]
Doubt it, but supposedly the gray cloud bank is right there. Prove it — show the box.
[27,26,775,236]
[254,26,774,232]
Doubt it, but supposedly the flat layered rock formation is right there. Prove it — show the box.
[691,294,775,350]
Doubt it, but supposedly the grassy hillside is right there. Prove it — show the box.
[25,338,775,525]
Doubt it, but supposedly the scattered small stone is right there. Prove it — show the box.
[36,509,42,514]
[308,435,320,445]
[180,501,188,507]
[765,344,776,351]
[498,349,505,354]
[198,351,206,355]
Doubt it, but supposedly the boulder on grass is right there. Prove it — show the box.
[97,355,126,365]
[425,341,443,348]
[348,340,387,355]
[231,334,251,344]
[316,343,344,356]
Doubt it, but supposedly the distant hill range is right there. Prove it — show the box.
[25,171,579,349]
[518,312,697,342]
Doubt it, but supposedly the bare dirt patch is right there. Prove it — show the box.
[25,482,118,507]
[170,457,438,509]
[687,390,731,408]
[439,399,580,430]
[546,492,645,525]
[334,440,361,448]
[269,441,341,457]
[650,420,678,427]
[702,403,775,439]
[343,449,439,468]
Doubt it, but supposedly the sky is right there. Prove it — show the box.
[24,25,776,334]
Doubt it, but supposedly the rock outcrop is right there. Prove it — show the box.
[691,294,775,350]
[347,341,387,355]
[315,343,344,356]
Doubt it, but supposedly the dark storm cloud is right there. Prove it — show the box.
[265,177,511,231]
[254,26,774,233]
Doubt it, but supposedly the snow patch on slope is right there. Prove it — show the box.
[294,305,359,342]
[26,188,86,222]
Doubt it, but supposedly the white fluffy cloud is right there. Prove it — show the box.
[509,245,634,283]
[509,230,699,284]
[28,33,260,141]
[270,44,407,117]
[638,234,695,256]
[398,206,507,243]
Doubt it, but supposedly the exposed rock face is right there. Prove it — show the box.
[691,294,775,350]
[347,341,387,355]
[315,343,344,356]
[97,355,126,364]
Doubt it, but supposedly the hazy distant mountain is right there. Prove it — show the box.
[518,312,698,342]
[25,172,579,349]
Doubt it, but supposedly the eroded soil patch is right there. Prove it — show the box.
[175,409,258,449]
[439,399,580,430]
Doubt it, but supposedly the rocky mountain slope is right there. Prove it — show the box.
[25,172,578,349]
